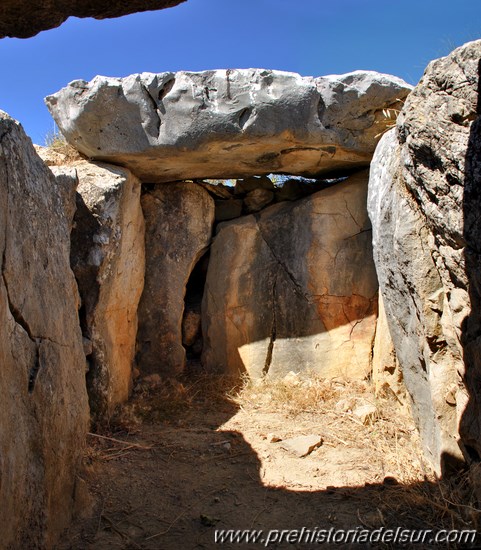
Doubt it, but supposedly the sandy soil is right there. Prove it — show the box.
[59,375,479,550]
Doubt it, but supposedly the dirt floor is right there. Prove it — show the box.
[59,373,481,549]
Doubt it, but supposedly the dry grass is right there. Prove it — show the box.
[231,372,427,479]
[111,372,242,430]
[102,370,481,545]
[43,129,84,164]
[374,98,405,139]
[377,470,481,532]
[230,371,359,414]
[230,371,481,540]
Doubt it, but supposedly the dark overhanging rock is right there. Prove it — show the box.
[0,0,186,39]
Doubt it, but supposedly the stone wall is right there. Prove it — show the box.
[0,113,89,548]
[42,67,411,388]
[202,171,378,380]
[0,64,419,547]
[70,161,145,424]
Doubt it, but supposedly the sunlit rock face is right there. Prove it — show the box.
[46,69,411,183]
[67,161,145,424]
[371,294,405,402]
[202,170,378,380]
[0,0,186,39]
[368,39,481,473]
[0,112,89,548]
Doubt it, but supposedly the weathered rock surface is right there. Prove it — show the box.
[235,175,274,195]
[202,171,378,379]
[0,112,89,547]
[371,294,405,400]
[214,199,243,222]
[369,129,464,473]
[352,403,377,425]
[368,40,481,472]
[274,178,316,202]
[0,0,186,39]
[46,70,411,183]
[137,183,214,377]
[280,435,323,457]
[244,188,274,213]
[182,310,201,347]
[69,161,145,422]
[49,165,79,229]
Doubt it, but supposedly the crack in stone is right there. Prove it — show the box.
[2,270,36,342]
[141,84,162,139]
[263,275,277,376]
[226,69,233,100]
[0,139,36,345]
[344,199,363,231]
[0,127,69,393]
[254,214,311,304]
[343,228,372,241]
[28,344,41,393]
[0,142,43,392]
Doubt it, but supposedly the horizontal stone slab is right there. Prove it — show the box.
[46,69,411,183]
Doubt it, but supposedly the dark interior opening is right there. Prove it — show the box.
[182,251,210,364]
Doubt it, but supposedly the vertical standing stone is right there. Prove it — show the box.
[137,182,214,377]
[371,293,406,401]
[202,171,378,380]
[70,161,145,422]
[0,112,89,548]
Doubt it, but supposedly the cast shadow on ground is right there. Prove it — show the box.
[62,378,479,550]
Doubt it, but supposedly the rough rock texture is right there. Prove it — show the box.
[214,199,243,222]
[202,171,378,379]
[368,40,481,472]
[46,70,411,183]
[137,183,214,377]
[371,294,405,401]
[280,435,323,457]
[0,112,89,547]
[235,175,274,195]
[369,129,464,474]
[69,161,145,422]
[244,188,274,213]
[49,165,79,228]
[0,0,186,39]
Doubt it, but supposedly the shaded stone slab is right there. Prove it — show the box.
[368,40,481,473]
[68,161,145,423]
[137,182,214,377]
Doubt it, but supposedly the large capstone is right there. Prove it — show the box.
[46,69,411,182]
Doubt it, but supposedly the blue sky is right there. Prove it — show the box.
[0,0,479,144]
